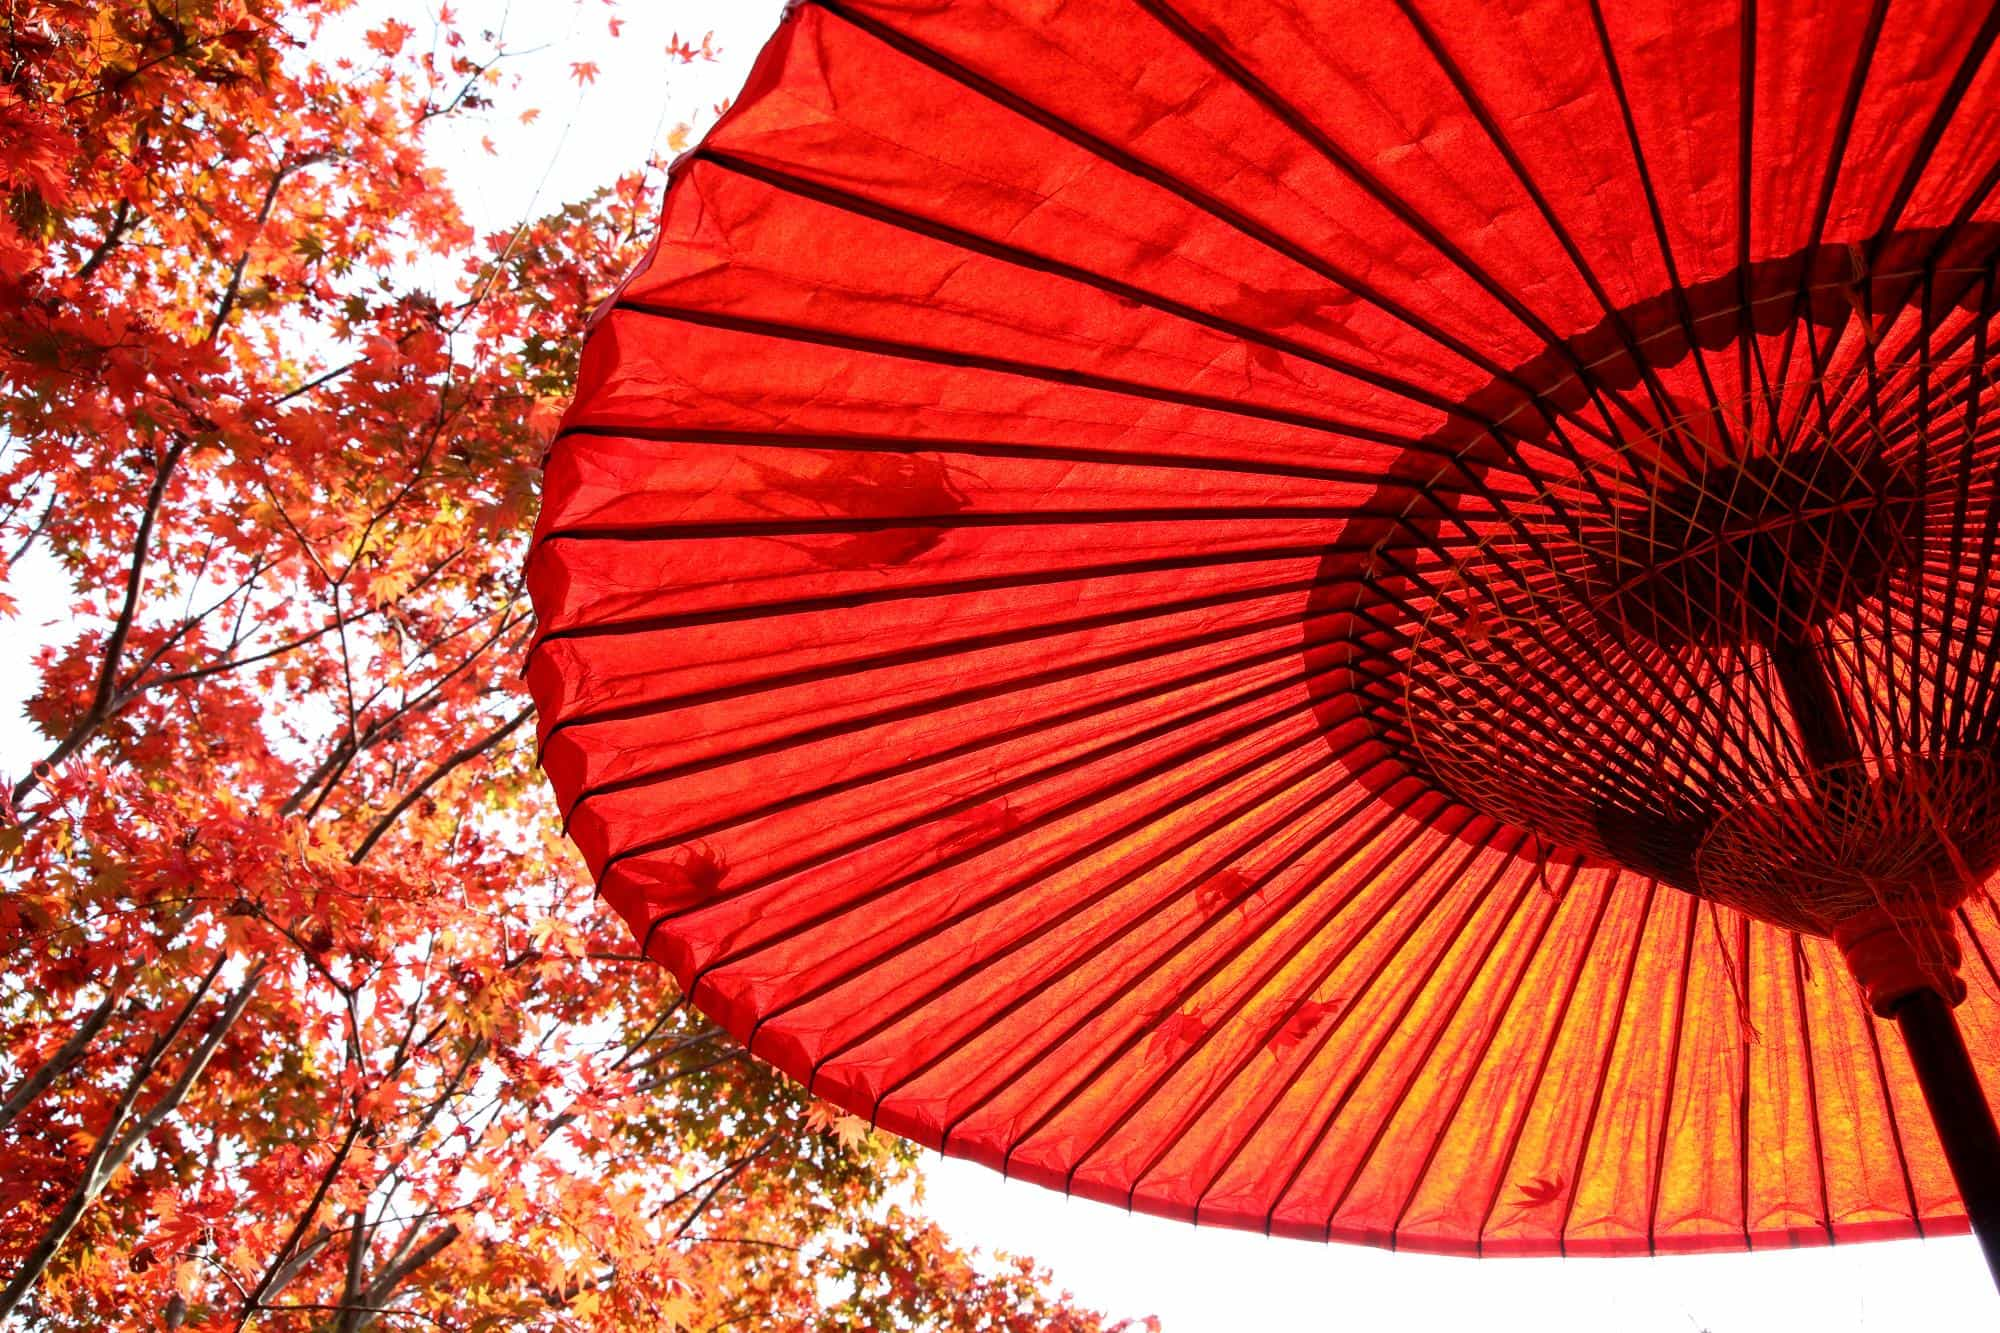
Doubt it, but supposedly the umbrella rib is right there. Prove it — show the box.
[1858,324,1994,467]
[1583,0,1737,456]
[806,744,1372,1101]
[571,600,1386,851]
[609,656,1342,918]
[1771,294,1868,462]
[645,661,1345,986]
[557,591,1372,835]
[1053,823,1512,1198]
[1768,0,1893,457]
[1924,154,2000,276]
[1311,845,1543,1238]
[1820,1,2000,473]
[1735,0,1770,431]
[1861,5,2000,274]
[608,298,1451,451]
[1643,900,1701,1256]
[1832,258,2000,448]
[1858,988,1927,1236]
[1811,284,2000,504]
[1174,818,1484,1226]
[938,791,1451,1159]
[1368,543,1777,800]
[1947,281,2000,738]
[1462,873,1626,1252]
[540,505,1361,544]
[876,772,1432,1137]
[1004,814,1481,1193]
[806,0,1622,454]
[1547,879,1663,1255]
[1955,903,2000,995]
[541,572,1332,753]
[762,731,1348,1079]
[1365,552,1659,766]
[1389,510,1781,797]
[1378,0,1700,472]
[1789,935,1837,1245]
[551,423,1461,490]
[528,537,1341,651]
[1134,0,1668,455]
[1069,826,1509,1199]
[691,151,1532,445]
[1911,267,1941,750]
[1880,286,2000,744]
[1225,834,1506,1230]
[1738,914,1754,1250]
[1378,861,1583,1246]
[1128,839,1538,1218]
[561,611,1330,826]
[1863,328,2000,469]
[1855,273,1919,759]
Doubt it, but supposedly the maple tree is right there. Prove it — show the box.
[0,2,1157,1328]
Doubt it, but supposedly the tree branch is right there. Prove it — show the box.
[206,155,325,343]
[0,981,125,1134]
[348,704,532,863]
[13,432,191,807]
[0,953,247,1321]
[236,1110,364,1328]
[351,1224,460,1330]
[72,197,136,283]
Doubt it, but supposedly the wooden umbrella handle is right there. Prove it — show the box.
[1893,987,2000,1290]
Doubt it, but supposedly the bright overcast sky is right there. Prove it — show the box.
[8,1,1998,1329]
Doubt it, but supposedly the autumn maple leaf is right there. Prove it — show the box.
[805,1102,874,1153]
[1145,1009,1210,1062]
[664,841,729,898]
[570,61,600,86]
[1267,999,1341,1055]
[364,19,415,57]
[933,797,1024,859]
[1195,866,1253,916]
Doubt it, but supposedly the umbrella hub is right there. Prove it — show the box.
[1387,427,2000,957]
[1578,443,1923,649]
[1693,751,2000,950]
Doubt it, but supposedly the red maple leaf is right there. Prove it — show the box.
[665,841,728,900]
[1145,1009,1210,1062]
[1195,867,1253,916]
[1267,998,1341,1055]
[364,19,414,57]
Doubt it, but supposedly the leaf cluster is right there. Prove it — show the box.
[0,3,1156,1329]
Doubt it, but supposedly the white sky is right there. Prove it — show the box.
[6,1,1998,1328]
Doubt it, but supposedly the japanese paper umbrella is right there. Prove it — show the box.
[525,0,2000,1279]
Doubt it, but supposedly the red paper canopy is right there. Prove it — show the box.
[528,0,2000,1255]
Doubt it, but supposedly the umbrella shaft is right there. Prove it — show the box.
[1893,987,2000,1289]
[1769,639,1859,771]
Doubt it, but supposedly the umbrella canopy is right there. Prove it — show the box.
[527,0,2000,1259]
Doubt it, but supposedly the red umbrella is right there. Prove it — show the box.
[528,0,2000,1278]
